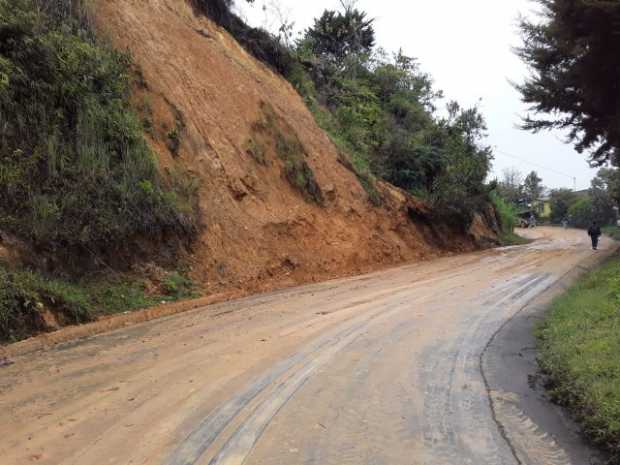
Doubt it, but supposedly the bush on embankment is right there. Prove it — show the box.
[538,257,620,463]
[491,192,527,245]
[0,0,198,264]
[0,263,196,343]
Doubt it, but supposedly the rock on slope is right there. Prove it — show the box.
[94,0,498,294]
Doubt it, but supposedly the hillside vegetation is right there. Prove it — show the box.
[194,1,494,223]
[0,0,201,342]
[0,0,501,343]
[0,0,198,267]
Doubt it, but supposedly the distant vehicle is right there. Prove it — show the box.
[517,210,537,228]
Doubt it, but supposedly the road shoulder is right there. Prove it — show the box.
[482,245,618,465]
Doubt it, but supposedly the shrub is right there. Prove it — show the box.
[251,104,324,204]
[0,0,198,263]
[275,133,324,205]
[0,268,46,342]
[491,192,517,233]
[161,271,195,298]
[568,197,595,229]
[0,263,199,342]
[245,138,267,165]
[490,192,528,245]
[0,266,93,342]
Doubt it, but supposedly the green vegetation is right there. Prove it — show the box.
[166,129,181,156]
[538,257,620,462]
[550,169,618,228]
[0,0,201,342]
[517,0,620,165]
[496,166,620,229]
[549,188,577,224]
[290,24,493,219]
[252,104,324,204]
[245,138,267,165]
[491,192,528,245]
[276,133,324,205]
[603,226,620,242]
[0,263,196,343]
[202,2,494,219]
[0,0,198,262]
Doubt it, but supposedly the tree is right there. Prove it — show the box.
[516,0,620,165]
[593,167,620,206]
[549,188,576,223]
[430,102,493,215]
[522,171,543,207]
[497,168,524,206]
[590,172,617,225]
[305,5,375,69]
[568,197,595,228]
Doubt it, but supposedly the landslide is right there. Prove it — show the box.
[92,0,499,296]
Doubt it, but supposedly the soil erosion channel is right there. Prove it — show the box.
[0,228,610,465]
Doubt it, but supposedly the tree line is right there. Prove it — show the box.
[497,167,619,228]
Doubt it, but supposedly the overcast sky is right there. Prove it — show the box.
[235,0,599,190]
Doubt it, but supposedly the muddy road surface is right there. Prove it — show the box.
[0,228,613,465]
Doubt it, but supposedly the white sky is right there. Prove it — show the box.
[235,0,599,190]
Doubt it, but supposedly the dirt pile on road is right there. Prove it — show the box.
[93,0,498,295]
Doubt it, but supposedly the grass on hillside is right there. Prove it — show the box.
[251,103,325,205]
[0,264,197,343]
[0,0,198,264]
[537,257,620,462]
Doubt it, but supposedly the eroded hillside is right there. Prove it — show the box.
[93,0,498,295]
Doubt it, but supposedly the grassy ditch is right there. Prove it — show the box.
[0,264,197,344]
[537,256,620,462]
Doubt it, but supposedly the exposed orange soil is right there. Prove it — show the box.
[93,0,497,298]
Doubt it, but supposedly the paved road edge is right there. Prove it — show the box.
[481,243,620,465]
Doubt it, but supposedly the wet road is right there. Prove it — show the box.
[0,228,612,465]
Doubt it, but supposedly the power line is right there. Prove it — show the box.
[494,149,574,179]
[494,148,578,190]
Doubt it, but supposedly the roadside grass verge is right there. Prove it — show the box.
[603,226,620,241]
[499,231,530,246]
[0,264,197,344]
[537,256,620,462]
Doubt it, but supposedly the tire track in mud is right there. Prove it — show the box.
[165,286,439,465]
[169,270,554,465]
[489,390,572,465]
[421,272,555,465]
[166,263,496,465]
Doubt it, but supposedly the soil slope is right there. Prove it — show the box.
[94,0,497,294]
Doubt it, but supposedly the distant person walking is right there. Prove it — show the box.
[588,221,602,250]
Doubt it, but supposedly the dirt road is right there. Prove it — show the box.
[0,228,613,465]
